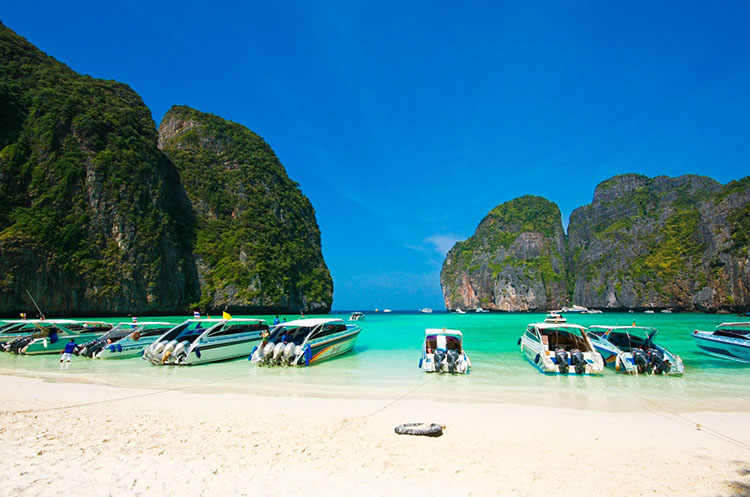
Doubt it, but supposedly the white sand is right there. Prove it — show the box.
[1,374,749,497]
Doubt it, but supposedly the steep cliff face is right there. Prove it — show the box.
[441,196,569,311]
[0,23,199,315]
[441,174,750,312]
[158,106,333,313]
[569,174,750,311]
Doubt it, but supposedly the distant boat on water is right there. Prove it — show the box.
[475,307,489,313]
[419,308,433,314]
[383,309,392,313]
[562,305,589,313]
[455,308,466,314]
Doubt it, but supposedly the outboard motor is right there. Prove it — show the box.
[433,349,446,373]
[446,349,459,373]
[272,342,286,364]
[151,341,166,356]
[171,341,191,363]
[648,348,668,374]
[570,348,586,375]
[80,338,105,357]
[282,342,296,365]
[554,348,569,374]
[9,337,32,354]
[261,342,276,364]
[632,348,650,374]
[160,340,178,363]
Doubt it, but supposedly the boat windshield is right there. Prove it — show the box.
[589,326,656,351]
[66,323,111,334]
[538,326,591,352]
[158,320,215,343]
[132,325,173,338]
[206,321,268,338]
[425,334,462,352]
[608,330,652,351]
[268,325,312,345]
[713,323,750,340]
[0,322,28,335]
[103,323,139,341]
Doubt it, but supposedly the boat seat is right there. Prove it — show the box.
[541,335,549,350]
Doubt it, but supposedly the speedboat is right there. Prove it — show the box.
[78,321,173,359]
[544,312,566,323]
[419,308,433,313]
[419,329,471,374]
[455,308,466,314]
[0,319,69,345]
[383,309,392,313]
[692,322,750,363]
[587,325,683,375]
[250,318,360,366]
[143,318,269,365]
[519,322,604,375]
[475,307,489,313]
[562,305,589,313]
[3,320,112,355]
[349,312,365,321]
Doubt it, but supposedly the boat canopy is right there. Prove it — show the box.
[588,325,657,339]
[717,322,750,331]
[531,323,586,332]
[276,318,345,328]
[425,328,462,339]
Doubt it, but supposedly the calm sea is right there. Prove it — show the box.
[1,312,748,412]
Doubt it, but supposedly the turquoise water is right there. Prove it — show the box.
[1,312,749,412]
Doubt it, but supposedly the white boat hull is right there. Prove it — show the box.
[520,336,604,375]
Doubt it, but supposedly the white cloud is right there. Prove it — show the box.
[404,233,465,256]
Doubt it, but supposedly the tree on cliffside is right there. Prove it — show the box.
[158,106,333,314]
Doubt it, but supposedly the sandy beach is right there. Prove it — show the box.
[1,374,749,497]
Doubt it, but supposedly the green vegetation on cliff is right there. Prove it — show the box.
[0,22,198,314]
[569,174,749,310]
[443,175,750,312]
[158,106,333,313]
[441,195,569,311]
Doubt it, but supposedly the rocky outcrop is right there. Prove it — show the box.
[569,174,750,311]
[441,196,569,311]
[441,174,750,312]
[0,22,199,316]
[158,106,333,314]
[0,23,333,316]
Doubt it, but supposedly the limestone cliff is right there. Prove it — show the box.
[569,174,750,311]
[441,196,569,311]
[0,22,199,315]
[158,106,333,314]
[441,174,750,312]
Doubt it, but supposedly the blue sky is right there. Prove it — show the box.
[4,1,749,310]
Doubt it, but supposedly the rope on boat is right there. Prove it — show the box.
[366,375,435,419]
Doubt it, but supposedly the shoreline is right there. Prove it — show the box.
[2,374,750,496]
[3,362,750,414]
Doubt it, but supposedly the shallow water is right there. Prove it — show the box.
[2,312,748,412]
